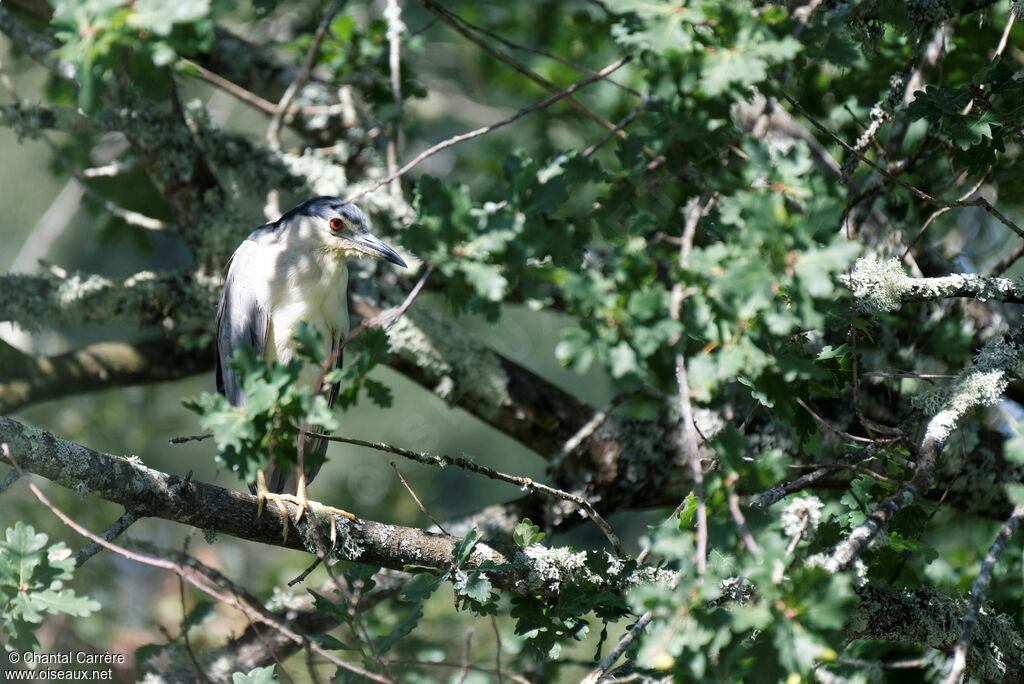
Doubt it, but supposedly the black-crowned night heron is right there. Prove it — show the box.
[216,196,406,537]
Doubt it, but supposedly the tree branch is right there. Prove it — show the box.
[0,415,672,600]
[0,336,214,414]
[0,270,217,330]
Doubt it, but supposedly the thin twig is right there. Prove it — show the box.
[184,60,353,117]
[288,557,323,587]
[416,0,625,134]
[0,468,20,494]
[795,397,886,444]
[900,173,987,262]
[425,1,641,97]
[862,371,955,381]
[636,491,697,565]
[944,502,1024,684]
[307,432,627,557]
[385,0,404,199]
[785,94,1024,242]
[267,0,349,153]
[583,97,650,158]
[1,443,394,684]
[580,611,653,684]
[459,627,473,684]
[490,615,504,684]
[671,195,714,575]
[179,575,213,684]
[726,474,760,555]
[344,55,633,204]
[388,659,531,684]
[323,560,395,680]
[72,507,142,567]
[787,462,900,486]
[550,393,629,476]
[391,461,449,535]
[130,540,267,610]
[347,264,433,344]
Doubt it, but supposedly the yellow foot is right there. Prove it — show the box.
[255,468,357,544]
[256,469,299,541]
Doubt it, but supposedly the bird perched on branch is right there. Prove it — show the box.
[215,196,407,537]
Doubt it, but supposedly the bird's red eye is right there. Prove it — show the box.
[329,217,344,231]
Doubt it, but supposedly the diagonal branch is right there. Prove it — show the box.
[344,54,632,204]
[824,327,1024,573]
[416,0,626,133]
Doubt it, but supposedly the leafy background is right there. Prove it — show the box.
[2,0,1024,681]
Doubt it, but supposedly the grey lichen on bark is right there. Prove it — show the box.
[840,256,1024,313]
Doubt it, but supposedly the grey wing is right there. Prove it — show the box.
[215,266,269,407]
[298,337,344,488]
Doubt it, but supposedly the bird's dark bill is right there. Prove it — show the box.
[350,232,407,268]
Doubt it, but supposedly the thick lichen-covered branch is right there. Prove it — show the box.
[846,584,1024,682]
[0,270,219,330]
[0,336,214,414]
[0,415,673,600]
[840,256,1024,313]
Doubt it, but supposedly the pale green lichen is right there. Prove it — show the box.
[281,152,348,197]
[266,586,307,612]
[839,256,909,314]
[781,495,823,541]
[912,335,1019,426]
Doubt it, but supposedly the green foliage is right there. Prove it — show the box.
[51,0,214,109]
[329,328,394,410]
[182,322,343,483]
[6,0,1024,679]
[0,523,100,654]
[231,666,278,684]
[512,518,545,547]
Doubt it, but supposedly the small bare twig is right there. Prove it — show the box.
[388,659,531,684]
[288,557,323,587]
[583,97,650,158]
[944,502,1024,684]
[416,0,625,134]
[491,615,504,684]
[726,474,760,555]
[391,461,449,535]
[636,491,698,565]
[787,462,900,486]
[72,507,143,567]
[344,264,433,347]
[344,55,633,204]
[0,468,20,494]
[786,94,1024,242]
[795,397,888,444]
[671,195,715,575]
[581,611,654,684]
[323,560,395,680]
[459,627,473,684]
[900,173,988,262]
[178,575,214,684]
[550,393,629,476]
[267,0,349,153]
[862,371,955,381]
[307,432,626,557]
[419,0,640,98]
[385,0,404,198]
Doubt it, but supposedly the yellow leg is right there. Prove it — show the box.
[256,469,292,541]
